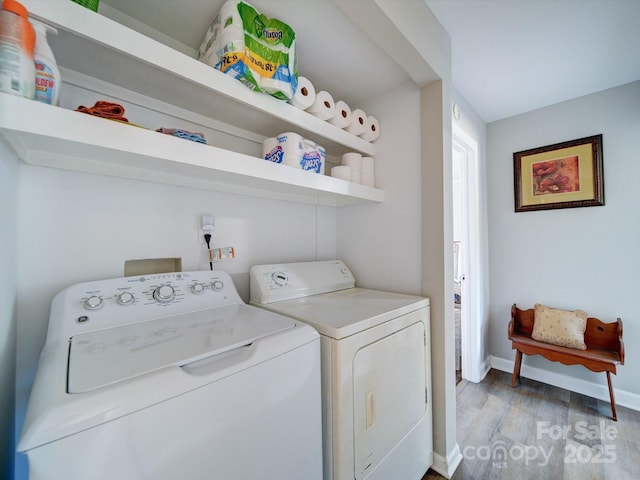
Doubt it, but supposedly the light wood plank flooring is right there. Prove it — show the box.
[422,369,640,479]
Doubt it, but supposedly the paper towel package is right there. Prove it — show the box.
[263,133,325,174]
[198,0,298,100]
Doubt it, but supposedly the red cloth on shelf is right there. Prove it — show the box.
[75,101,129,122]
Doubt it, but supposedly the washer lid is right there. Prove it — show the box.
[68,304,295,393]
[257,288,428,339]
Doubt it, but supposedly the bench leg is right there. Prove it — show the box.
[606,371,617,422]
[511,350,523,387]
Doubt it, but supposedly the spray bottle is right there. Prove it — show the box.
[31,18,60,105]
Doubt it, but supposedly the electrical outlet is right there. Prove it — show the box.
[212,247,235,261]
[198,213,215,245]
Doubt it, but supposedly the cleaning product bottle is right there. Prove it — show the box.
[31,18,59,105]
[0,0,35,99]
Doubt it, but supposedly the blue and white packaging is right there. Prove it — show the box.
[300,139,325,174]
[262,132,324,174]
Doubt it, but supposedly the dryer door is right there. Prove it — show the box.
[352,320,427,479]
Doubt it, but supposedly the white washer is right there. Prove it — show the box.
[18,270,323,480]
[250,260,432,480]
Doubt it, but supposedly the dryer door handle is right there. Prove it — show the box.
[366,390,375,429]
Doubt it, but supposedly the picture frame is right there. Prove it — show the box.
[513,134,604,212]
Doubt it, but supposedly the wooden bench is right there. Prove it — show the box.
[508,304,624,420]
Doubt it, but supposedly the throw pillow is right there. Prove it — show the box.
[531,303,588,350]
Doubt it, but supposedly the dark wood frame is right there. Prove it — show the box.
[513,134,604,212]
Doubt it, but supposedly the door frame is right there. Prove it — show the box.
[453,124,484,383]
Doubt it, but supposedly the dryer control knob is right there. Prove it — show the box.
[116,292,135,306]
[83,295,103,310]
[153,285,176,303]
[272,271,288,286]
[191,283,205,295]
[211,280,224,292]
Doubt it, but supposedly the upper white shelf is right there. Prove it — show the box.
[0,93,383,206]
[23,0,375,158]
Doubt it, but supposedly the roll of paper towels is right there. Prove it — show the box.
[288,76,316,110]
[328,100,352,129]
[306,90,336,120]
[360,115,380,142]
[345,108,368,135]
[331,165,352,181]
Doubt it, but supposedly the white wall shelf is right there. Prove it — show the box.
[0,94,383,206]
[24,0,375,158]
[6,0,382,206]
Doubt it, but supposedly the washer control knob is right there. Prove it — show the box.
[116,291,135,306]
[191,283,205,295]
[211,280,224,292]
[84,295,103,310]
[153,285,176,303]
[272,271,288,286]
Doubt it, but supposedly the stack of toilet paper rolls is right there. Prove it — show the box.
[287,76,380,143]
[331,152,375,187]
[262,132,325,174]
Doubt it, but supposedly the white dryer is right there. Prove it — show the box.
[250,260,432,480]
[19,270,323,480]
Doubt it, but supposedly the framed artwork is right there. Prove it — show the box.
[513,134,604,212]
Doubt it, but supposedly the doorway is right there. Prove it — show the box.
[452,124,483,383]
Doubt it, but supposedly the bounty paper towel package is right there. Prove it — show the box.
[198,0,298,100]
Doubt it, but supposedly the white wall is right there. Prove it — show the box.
[13,165,336,477]
[487,81,640,406]
[1,140,19,480]
[336,80,423,295]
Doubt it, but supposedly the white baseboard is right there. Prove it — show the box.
[490,355,640,412]
[431,444,462,479]
[463,355,492,383]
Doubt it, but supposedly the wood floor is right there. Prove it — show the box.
[422,369,640,480]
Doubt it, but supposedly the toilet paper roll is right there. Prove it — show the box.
[345,108,368,135]
[288,76,316,110]
[361,171,375,188]
[342,152,362,169]
[361,156,375,172]
[331,165,352,181]
[342,152,362,183]
[306,90,336,121]
[262,137,278,159]
[359,115,380,142]
[328,100,352,129]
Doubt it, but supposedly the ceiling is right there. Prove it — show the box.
[425,0,640,122]
[100,0,640,124]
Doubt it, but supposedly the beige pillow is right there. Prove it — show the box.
[531,303,588,350]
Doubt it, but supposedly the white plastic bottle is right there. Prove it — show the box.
[31,18,59,105]
[0,0,35,99]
